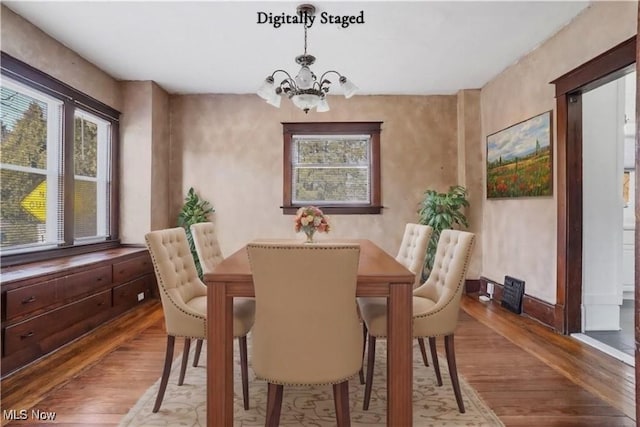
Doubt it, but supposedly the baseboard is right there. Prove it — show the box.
[479,276,561,332]
[465,279,481,293]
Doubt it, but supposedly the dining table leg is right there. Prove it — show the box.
[387,282,413,426]
[207,282,234,426]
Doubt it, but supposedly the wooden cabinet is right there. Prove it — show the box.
[5,278,59,319]
[1,247,157,377]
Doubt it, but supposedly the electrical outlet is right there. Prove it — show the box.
[487,282,495,298]
[137,292,145,302]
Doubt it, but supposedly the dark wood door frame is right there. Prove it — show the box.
[635,7,640,424]
[551,35,636,335]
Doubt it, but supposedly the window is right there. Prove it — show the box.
[73,110,111,241]
[282,122,382,214]
[1,53,119,263]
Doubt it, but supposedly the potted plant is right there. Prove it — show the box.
[417,185,469,279]
[177,187,214,278]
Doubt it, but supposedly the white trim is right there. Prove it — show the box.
[571,333,634,367]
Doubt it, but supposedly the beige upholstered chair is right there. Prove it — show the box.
[247,242,362,427]
[359,223,432,384]
[189,222,224,367]
[191,222,224,274]
[395,223,433,288]
[145,227,255,412]
[358,229,475,413]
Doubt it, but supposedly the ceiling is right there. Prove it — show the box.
[4,1,590,96]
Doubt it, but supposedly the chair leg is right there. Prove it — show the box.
[417,338,429,366]
[238,336,250,410]
[265,383,284,427]
[429,336,443,386]
[444,334,465,413]
[359,322,367,384]
[333,381,351,427]
[193,339,203,367]
[178,338,191,386]
[363,334,376,410]
[153,335,175,413]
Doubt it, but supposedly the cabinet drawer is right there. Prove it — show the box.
[4,290,112,356]
[113,255,152,284]
[113,276,153,313]
[59,266,112,301]
[5,278,58,320]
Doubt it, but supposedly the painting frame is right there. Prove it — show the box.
[486,111,553,199]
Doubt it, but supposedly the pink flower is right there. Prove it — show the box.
[293,206,330,235]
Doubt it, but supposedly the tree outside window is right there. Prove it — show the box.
[1,53,119,263]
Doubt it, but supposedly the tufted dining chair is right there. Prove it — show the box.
[395,223,433,289]
[191,222,224,274]
[190,222,224,367]
[145,227,255,412]
[358,229,475,413]
[359,223,432,384]
[247,242,362,427]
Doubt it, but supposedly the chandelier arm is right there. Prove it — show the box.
[270,69,300,92]
[269,69,294,81]
[318,70,343,83]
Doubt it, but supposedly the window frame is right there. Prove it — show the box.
[1,52,120,266]
[282,122,382,215]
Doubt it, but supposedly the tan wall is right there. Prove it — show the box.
[151,82,171,231]
[120,82,153,243]
[457,90,483,278]
[120,81,172,242]
[480,1,637,303]
[0,5,122,111]
[170,94,463,258]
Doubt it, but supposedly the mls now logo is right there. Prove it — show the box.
[3,409,56,421]
[3,410,27,420]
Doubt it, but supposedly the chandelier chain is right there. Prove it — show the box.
[303,24,308,55]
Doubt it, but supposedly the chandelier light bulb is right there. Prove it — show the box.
[266,91,282,108]
[340,76,358,99]
[316,97,330,112]
[257,77,276,101]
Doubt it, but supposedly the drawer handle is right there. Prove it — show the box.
[22,296,37,304]
[20,331,34,339]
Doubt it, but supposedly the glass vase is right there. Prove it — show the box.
[304,228,315,243]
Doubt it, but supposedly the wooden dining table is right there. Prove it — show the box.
[205,239,414,426]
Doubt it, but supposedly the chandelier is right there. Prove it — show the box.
[257,4,358,114]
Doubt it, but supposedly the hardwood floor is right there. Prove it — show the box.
[0,295,635,426]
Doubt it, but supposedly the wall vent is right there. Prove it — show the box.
[501,276,525,314]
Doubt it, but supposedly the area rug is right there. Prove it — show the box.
[119,339,503,426]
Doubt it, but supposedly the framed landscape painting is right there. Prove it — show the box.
[486,111,553,198]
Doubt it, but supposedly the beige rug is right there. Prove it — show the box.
[119,340,503,426]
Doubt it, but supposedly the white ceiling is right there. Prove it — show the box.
[4,1,590,96]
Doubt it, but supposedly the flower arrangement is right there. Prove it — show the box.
[294,206,330,242]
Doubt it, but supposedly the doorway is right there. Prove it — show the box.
[575,71,635,366]
[552,37,636,343]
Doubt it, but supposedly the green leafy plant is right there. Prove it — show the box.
[417,185,469,278]
[177,187,214,278]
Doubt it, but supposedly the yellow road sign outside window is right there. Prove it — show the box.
[21,181,47,222]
